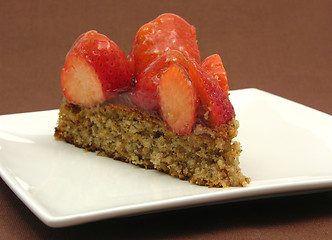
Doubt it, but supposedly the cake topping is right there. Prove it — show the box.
[60,13,235,133]
[61,30,133,107]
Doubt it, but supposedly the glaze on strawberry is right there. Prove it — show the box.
[129,13,200,77]
[202,54,229,93]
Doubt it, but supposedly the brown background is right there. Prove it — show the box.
[0,0,331,239]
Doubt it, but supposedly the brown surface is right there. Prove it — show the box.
[0,0,331,239]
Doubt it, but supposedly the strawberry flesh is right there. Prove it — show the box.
[61,54,105,106]
[158,64,197,135]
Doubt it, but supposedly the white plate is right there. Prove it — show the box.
[0,88,331,228]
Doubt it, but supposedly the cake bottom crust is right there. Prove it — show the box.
[54,102,250,188]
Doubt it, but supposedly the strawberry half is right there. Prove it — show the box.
[158,64,197,135]
[189,60,235,127]
[202,54,229,93]
[61,30,133,107]
[130,50,190,111]
[129,13,200,77]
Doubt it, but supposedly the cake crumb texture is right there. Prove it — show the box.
[54,102,250,187]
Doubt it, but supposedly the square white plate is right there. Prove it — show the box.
[0,88,331,228]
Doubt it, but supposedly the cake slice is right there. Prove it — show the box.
[55,101,247,187]
[54,13,250,187]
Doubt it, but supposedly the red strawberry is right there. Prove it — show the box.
[61,30,133,107]
[202,54,229,93]
[131,50,190,111]
[129,13,200,77]
[158,64,197,135]
[188,61,235,127]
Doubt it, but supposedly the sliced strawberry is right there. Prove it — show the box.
[61,30,133,107]
[188,60,235,127]
[61,53,105,106]
[129,13,200,77]
[130,50,190,111]
[202,54,229,93]
[158,64,197,135]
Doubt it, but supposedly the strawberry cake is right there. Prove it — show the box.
[54,13,250,187]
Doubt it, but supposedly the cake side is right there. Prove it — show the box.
[54,102,250,187]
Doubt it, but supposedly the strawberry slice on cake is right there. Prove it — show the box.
[61,30,133,106]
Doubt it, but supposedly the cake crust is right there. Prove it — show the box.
[54,102,250,187]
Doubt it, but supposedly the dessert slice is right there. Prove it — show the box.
[54,13,250,187]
